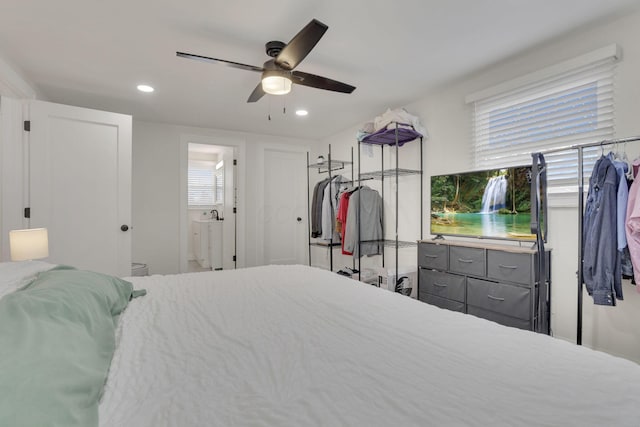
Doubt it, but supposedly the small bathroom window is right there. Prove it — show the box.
[188,160,216,207]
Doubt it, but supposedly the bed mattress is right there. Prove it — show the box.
[99,265,640,426]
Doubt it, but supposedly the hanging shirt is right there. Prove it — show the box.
[321,176,344,241]
[343,187,383,258]
[311,178,330,238]
[583,156,620,305]
[625,158,640,294]
[336,191,353,255]
[607,153,629,250]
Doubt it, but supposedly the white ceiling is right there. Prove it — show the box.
[1,0,638,140]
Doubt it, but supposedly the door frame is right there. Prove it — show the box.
[179,134,246,273]
[0,97,29,260]
[255,142,309,266]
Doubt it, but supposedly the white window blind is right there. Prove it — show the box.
[471,54,617,189]
[215,168,224,204]
[188,160,216,206]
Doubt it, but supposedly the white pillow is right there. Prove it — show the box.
[0,261,57,298]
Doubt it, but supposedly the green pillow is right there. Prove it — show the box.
[0,266,142,427]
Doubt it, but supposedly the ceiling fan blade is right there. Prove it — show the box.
[291,71,356,94]
[247,82,266,103]
[176,52,264,73]
[274,19,328,71]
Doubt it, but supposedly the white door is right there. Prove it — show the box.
[29,100,132,277]
[263,149,306,265]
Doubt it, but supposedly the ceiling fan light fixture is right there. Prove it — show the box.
[261,72,292,95]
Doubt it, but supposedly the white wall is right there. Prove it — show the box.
[318,11,640,363]
[132,120,313,274]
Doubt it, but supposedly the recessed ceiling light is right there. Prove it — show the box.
[137,84,154,93]
[295,109,308,116]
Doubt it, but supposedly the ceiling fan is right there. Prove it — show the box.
[177,19,356,103]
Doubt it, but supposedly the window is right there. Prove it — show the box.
[188,160,220,207]
[215,160,224,204]
[468,46,618,195]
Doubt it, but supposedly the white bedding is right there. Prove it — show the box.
[0,260,56,298]
[100,265,640,426]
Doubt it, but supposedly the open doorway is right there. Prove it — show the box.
[186,143,236,272]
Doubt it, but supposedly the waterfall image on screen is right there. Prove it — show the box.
[430,166,534,240]
[481,175,508,213]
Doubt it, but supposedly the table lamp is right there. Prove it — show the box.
[9,228,49,261]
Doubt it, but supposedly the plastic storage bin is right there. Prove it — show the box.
[131,262,149,277]
[378,267,417,299]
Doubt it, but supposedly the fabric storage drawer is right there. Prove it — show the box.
[467,306,531,330]
[467,277,530,320]
[487,250,532,285]
[418,243,448,270]
[419,269,465,302]
[421,293,465,313]
[449,246,485,276]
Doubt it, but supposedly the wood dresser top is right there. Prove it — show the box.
[417,239,551,254]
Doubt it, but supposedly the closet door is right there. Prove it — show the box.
[262,148,307,265]
[28,100,132,277]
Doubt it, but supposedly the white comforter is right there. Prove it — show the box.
[99,265,640,426]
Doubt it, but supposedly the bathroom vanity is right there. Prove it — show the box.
[193,220,223,270]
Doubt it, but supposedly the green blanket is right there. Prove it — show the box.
[0,266,142,427]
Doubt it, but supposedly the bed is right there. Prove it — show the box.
[2,262,640,426]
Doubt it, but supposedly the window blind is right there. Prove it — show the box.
[215,168,224,204]
[188,160,215,206]
[471,56,616,189]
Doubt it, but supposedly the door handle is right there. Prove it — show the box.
[121,225,129,232]
[297,217,302,222]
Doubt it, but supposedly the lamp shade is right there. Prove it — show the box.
[9,228,49,261]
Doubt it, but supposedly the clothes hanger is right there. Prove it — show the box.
[611,141,632,177]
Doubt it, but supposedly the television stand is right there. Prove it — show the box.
[432,234,445,241]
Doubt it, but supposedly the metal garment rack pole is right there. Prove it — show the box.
[358,139,361,276]
[307,152,311,266]
[420,134,424,241]
[350,146,355,272]
[535,135,640,345]
[328,144,334,271]
[395,124,399,287]
[381,142,385,267]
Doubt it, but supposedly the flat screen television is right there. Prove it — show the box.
[430,166,536,241]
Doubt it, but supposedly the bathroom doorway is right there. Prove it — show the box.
[186,142,237,273]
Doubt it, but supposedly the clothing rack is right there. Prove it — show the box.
[306,144,354,271]
[535,135,640,345]
[356,123,423,288]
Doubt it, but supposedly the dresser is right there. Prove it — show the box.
[418,240,550,333]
